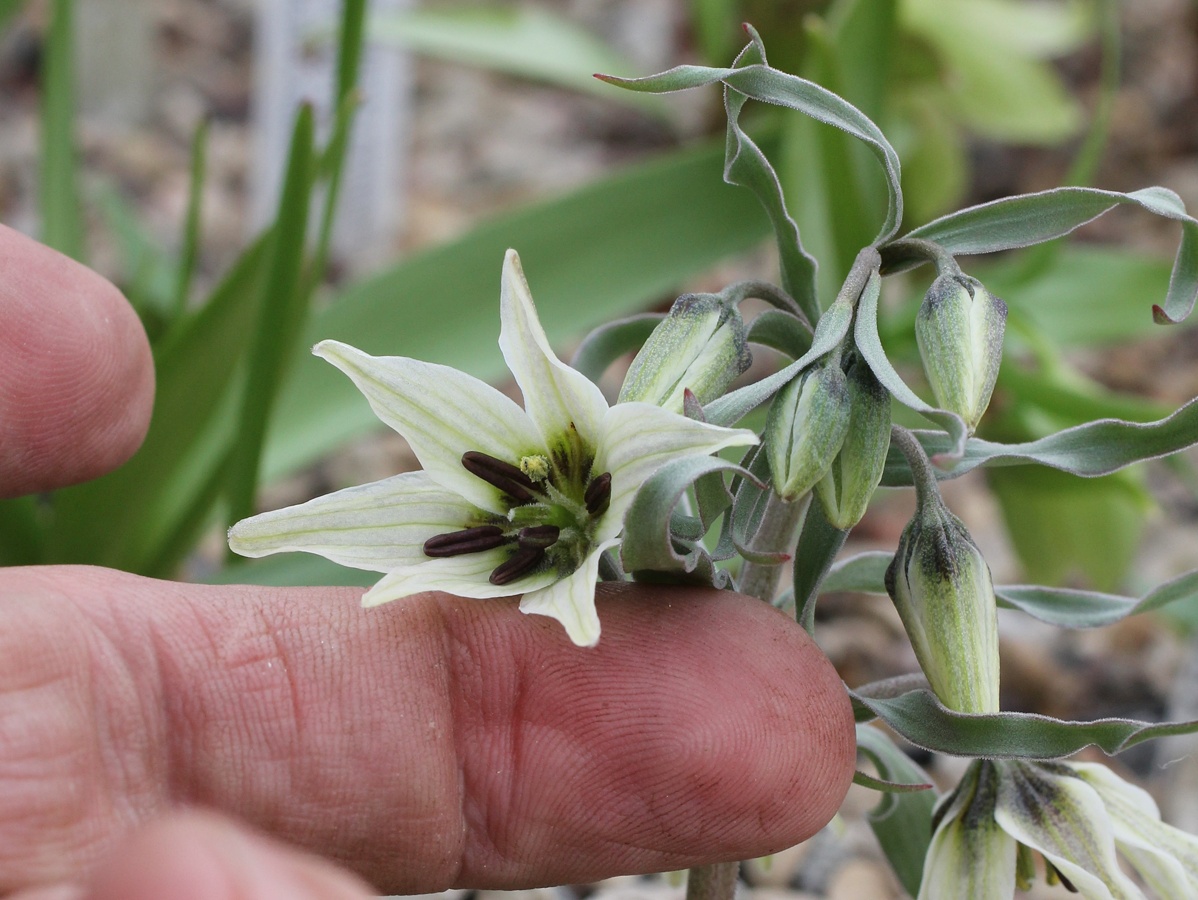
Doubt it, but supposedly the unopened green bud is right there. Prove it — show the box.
[885,501,1000,714]
[618,294,751,413]
[915,274,1007,432]
[814,357,891,529]
[765,362,851,501]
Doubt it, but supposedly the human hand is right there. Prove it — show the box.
[0,225,856,899]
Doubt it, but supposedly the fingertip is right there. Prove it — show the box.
[0,225,154,498]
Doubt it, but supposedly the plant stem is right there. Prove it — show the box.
[687,861,740,900]
[684,491,807,900]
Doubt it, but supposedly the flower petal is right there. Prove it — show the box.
[315,340,543,513]
[498,250,609,451]
[228,472,483,571]
[517,539,615,647]
[918,765,1017,900]
[994,761,1144,900]
[363,553,559,606]
[1073,762,1198,896]
[594,401,758,538]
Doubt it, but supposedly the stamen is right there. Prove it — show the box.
[489,547,544,585]
[584,472,612,515]
[462,451,538,503]
[423,525,506,558]
[518,524,560,549]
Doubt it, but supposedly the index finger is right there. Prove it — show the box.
[0,224,154,498]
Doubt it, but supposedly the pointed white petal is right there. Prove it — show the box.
[315,340,543,513]
[1073,762,1198,896]
[594,402,757,537]
[363,553,559,606]
[918,791,1017,900]
[994,761,1144,900]
[498,250,609,450]
[517,540,615,647]
[229,472,482,571]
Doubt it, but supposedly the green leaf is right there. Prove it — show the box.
[39,0,83,260]
[92,181,177,327]
[225,105,316,528]
[263,138,774,482]
[721,36,819,320]
[370,5,666,117]
[0,496,45,566]
[172,118,209,320]
[856,724,936,899]
[896,186,1198,324]
[601,27,904,244]
[47,237,271,571]
[746,309,813,359]
[851,686,1198,759]
[0,0,29,32]
[621,455,751,587]
[879,397,1198,484]
[792,497,848,634]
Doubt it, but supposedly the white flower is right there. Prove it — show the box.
[921,758,1198,899]
[228,250,756,646]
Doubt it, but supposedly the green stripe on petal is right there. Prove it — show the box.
[994,761,1144,900]
[498,250,609,452]
[518,540,615,647]
[228,472,481,571]
[919,763,1016,900]
[363,552,559,606]
[315,340,542,513]
[595,401,757,535]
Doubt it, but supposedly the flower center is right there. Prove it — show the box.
[423,450,612,586]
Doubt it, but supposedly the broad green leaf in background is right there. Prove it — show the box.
[987,465,1149,592]
[172,118,209,320]
[39,0,83,261]
[92,180,177,330]
[261,138,774,483]
[369,5,667,117]
[901,0,1089,143]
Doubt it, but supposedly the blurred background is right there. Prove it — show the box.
[4,0,1198,897]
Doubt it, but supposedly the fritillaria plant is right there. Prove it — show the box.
[232,26,1198,900]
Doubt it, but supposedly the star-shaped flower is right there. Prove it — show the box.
[229,250,757,646]
[921,757,1198,899]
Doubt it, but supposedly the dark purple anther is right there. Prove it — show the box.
[584,471,612,516]
[518,524,560,549]
[489,546,545,586]
[461,451,538,504]
[423,525,506,558]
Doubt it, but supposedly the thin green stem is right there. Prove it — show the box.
[888,425,939,514]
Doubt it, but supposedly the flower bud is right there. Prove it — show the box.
[885,501,1000,714]
[618,294,751,413]
[765,362,851,501]
[814,357,891,529]
[915,274,1007,432]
